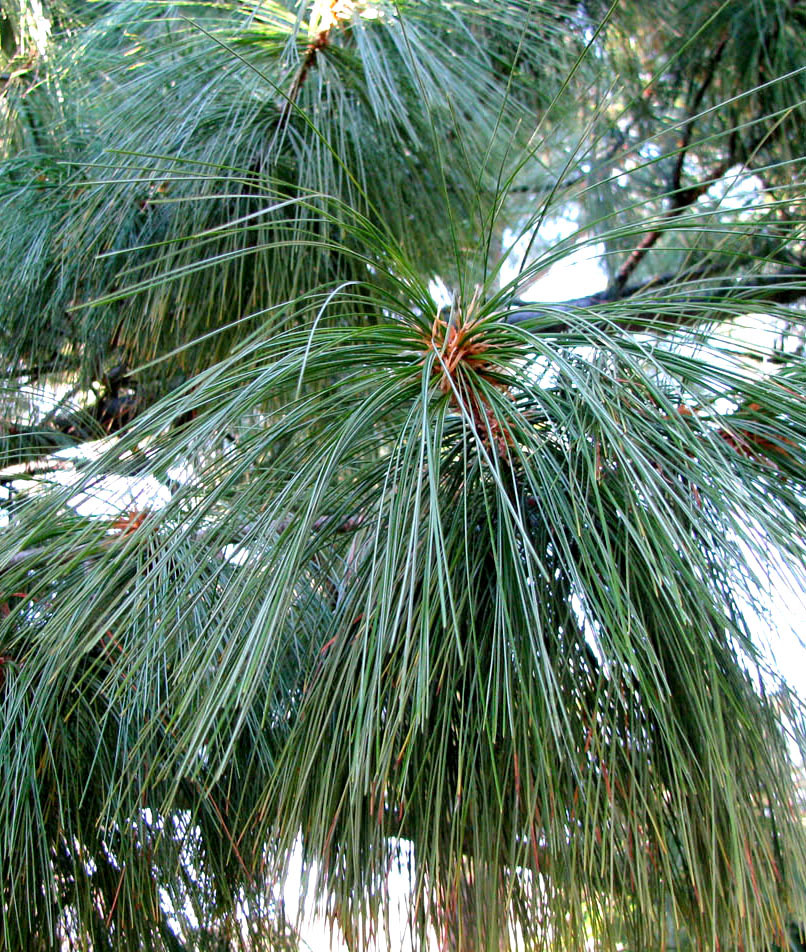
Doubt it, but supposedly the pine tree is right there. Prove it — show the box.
[3,1,806,948]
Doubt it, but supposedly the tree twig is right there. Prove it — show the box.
[613,35,732,292]
[612,152,735,292]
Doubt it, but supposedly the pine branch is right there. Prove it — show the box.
[279,30,332,125]
[506,265,806,332]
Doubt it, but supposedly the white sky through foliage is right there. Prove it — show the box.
[496,217,806,706]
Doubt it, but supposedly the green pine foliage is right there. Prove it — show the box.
[3,1,806,948]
